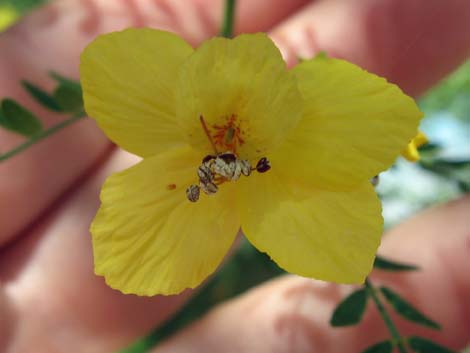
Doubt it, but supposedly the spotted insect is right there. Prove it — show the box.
[186,116,271,202]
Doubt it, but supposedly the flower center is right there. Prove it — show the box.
[185,115,271,202]
[211,113,245,153]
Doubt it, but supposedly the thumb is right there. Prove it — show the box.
[152,196,470,353]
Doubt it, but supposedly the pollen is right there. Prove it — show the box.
[166,184,177,190]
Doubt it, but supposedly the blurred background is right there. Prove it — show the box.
[1,0,469,352]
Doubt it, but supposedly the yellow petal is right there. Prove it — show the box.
[274,56,423,190]
[176,33,302,161]
[80,28,193,157]
[401,131,428,162]
[239,172,382,283]
[91,146,239,296]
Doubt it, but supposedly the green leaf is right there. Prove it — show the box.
[361,340,393,353]
[315,51,328,59]
[21,80,62,112]
[0,99,42,136]
[53,84,83,113]
[298,51,328,63]
[330,288,369,326]
[374,255,419,272]
[380,287,441,329]
[408,336,456,353]
[417,142,440,153]
[49,71,82,94]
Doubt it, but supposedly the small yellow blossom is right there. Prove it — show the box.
[80,29,423,296]
[401,131,429,162]
[0,5,18,31]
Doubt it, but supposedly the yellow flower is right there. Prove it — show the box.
[401,131,429,162]
[80,29,422,296]
[0,5,18,31]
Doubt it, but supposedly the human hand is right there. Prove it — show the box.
[0,1,469,352]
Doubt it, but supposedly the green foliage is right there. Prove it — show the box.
[373,255,419,272]
[419,62,470,122]
[53,84,84,112]
[0,98,42,136]
[330,288,369,326]
[49,71,83,94]
[0,0,47,13]
[22,77,83,113]
[419,158,470,193]
[21,80,62,112]
[0,0,48,31]
[315,51,328,60]
[380,287,440,330]
[408,336,457,353]
[0,73,84,161]
[118,240,284,353]
[0,73,83,141]
[361,340,393,353]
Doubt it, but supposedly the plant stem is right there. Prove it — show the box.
[220,0,236,38]
[365,279,408,353]
[0,112,86,162]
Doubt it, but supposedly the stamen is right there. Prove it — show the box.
[185,115,270,202]
[200,115,218,154]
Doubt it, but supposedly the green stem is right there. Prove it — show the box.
[0,112,86,162]
[365,279,408,353]
[220,0,236,38]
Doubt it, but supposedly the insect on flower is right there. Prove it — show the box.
[81,29,423,296]
[186,116,270,202]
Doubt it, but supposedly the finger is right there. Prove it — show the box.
[269,0,470,96]
[0,0,309,246]
[0,149,196,352]
[152,196,470,353]
[0,1,311,350]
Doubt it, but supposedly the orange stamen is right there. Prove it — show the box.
[200,115,219,154]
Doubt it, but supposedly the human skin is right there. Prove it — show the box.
[0,1,469,352]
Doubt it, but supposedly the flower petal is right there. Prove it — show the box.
[401,131,428,162]
[176,33,302,161]
[274,56,423,190]
[239,172,382,283]
[80,28,193,157]
[91,147,239,296]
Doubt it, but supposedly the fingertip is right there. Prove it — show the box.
[372,196,470,349]
[269,0,470,95]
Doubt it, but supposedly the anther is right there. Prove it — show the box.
[224,127,235,144]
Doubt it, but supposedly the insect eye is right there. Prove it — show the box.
[218,152,237,163]
[256,157,271,173]
[202,154,216,163]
